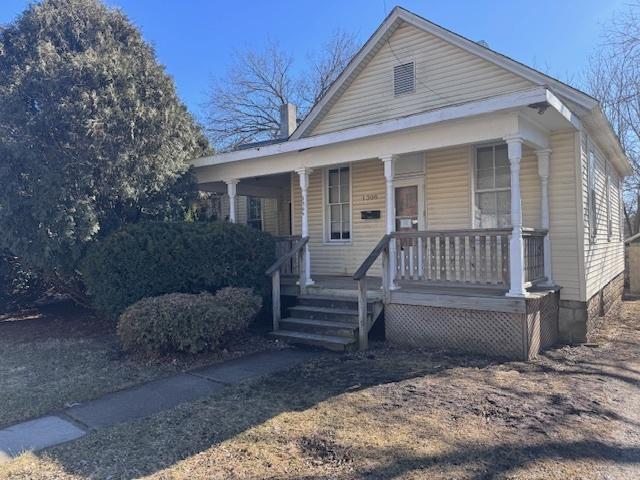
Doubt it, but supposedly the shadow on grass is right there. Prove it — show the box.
[34,338,640,479]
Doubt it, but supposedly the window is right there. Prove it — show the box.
[326,166,350,241]
[620,178,625,241]
[247,197,262,230]
[394,62,414,96]
[606,161,612,241]
[474,144,511,228]
[588,148,597,242]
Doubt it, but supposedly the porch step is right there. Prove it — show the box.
[288,305,368,323]
[279,317,358,337]
[296,294,377,312]
[270,330,357,352]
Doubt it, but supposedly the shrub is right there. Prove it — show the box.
[0,252,46,313]
[81,221,275,319]
[117,288,262,355]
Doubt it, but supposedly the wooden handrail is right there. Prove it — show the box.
[353,234,391,280]
[266,236,309,276]
[392,228,512,238]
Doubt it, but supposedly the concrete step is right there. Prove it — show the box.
[279,317,358,337]
[269,330,357,352]
[296,294,373,311]
[288,305,365,323]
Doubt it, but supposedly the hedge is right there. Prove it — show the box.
[81,221,275,319]
[0,252,45,313]
[117,288,262,355]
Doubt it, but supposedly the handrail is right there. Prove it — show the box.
[392,228,512,238]
[353,234,391,280]
[266,236,309,276]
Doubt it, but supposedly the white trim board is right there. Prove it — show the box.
[192,87,567,169]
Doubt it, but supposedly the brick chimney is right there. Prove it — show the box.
[279,103,297,139]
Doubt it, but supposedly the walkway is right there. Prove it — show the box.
[0,348,318,464]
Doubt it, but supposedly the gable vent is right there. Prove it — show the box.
[394,62,415,96]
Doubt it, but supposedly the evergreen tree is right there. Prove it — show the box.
[0,0,209,290]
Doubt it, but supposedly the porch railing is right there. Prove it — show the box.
[267,236,308,331]
[522,228,546,284]
[274,236,302,276]
[393,229,512,287]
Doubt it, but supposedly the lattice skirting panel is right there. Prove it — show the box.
[385,292,559,361]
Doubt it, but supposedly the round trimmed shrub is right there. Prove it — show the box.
[81,221,275,319]
[117,288,262,355]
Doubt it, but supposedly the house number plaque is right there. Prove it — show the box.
[361,193,379,201]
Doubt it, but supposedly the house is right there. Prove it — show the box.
[191,6,631,359]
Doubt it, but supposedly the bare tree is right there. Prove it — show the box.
[206,31,358,151]
[585,2,640,235]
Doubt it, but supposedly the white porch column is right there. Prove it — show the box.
[225,179,239,223]
[536,148,554,286]
[380,154,398,289]
[295,168,314,286]
[505,136,526,297]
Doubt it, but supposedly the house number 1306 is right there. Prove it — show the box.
[362,194,378,201]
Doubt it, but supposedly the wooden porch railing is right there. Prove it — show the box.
[274,236,302,276]
[353,234,392,351]
[392,229,512,286]
[522,228,546,284]
[266,236,308,331]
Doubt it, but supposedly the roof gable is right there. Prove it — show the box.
[292,6,598,139]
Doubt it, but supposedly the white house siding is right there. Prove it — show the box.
[310,22,534,136]
[581,132,625,300]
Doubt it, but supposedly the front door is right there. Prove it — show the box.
[395,185,419,233]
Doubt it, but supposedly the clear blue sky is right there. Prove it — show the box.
[0,0,626,123]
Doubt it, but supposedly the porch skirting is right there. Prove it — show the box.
[385,291,559,360]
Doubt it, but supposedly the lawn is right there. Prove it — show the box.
[2,298,640,479]
[0,303,282,429]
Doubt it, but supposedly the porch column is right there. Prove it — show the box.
[536,148,554,286]
[380,154,398,289]
[295,168,314,286]
[505,136,526,297]
[225,179,239,223]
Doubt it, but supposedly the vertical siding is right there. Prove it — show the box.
[310,22,534,136]
[581,133,626,300]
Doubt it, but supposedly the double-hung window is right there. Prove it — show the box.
[247,197,263,231]
[326,166,351,241]
[588,149,598,242]
[474,144,511,228]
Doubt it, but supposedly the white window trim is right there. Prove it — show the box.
[470,142,511,229]
[605,160,612,242]
[587,144,598,244]
[246,196,263,231]
[620,177,625,241]
[322,164,353,245]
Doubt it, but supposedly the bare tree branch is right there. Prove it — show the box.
[205,31,358,151]
[585,2,640,235]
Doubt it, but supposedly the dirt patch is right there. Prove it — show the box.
[2,298,640,479]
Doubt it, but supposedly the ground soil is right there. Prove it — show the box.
[0,302,285,429]
[1,297,640,479]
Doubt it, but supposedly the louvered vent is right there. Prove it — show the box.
[394,62,415,96]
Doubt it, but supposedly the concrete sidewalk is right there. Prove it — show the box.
[0,348,318,464]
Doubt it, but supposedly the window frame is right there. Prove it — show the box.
[472,143,512,229]
[323,164,352,244]
[246,196,263,231]
[606,160,612,241]
[588,146,598,243]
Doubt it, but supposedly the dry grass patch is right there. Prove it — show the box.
[0,303,283,429]
[2,298,640,479]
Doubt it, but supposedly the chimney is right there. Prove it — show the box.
[279,103,297,139]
